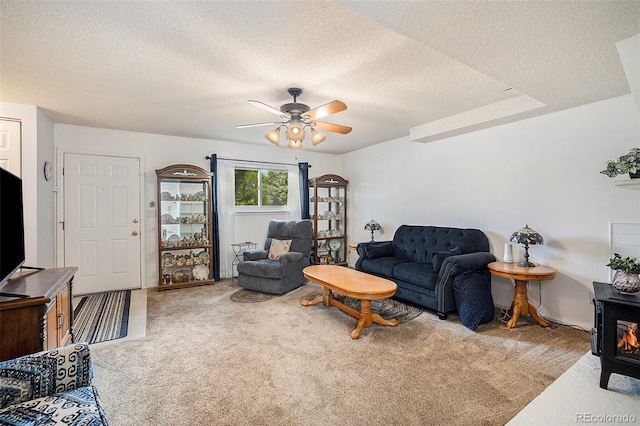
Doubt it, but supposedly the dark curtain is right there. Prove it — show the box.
[298,162,310,219]
[209,154,221,281]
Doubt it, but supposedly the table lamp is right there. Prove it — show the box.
[364,219,381,241]
[510,224,544,267]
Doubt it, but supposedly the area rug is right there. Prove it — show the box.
[230,289,276,303]
[73,290,131,344]
[334,294,422,323]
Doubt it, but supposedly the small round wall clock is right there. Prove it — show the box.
[43,161,53,181]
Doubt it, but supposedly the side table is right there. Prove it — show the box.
[231,242,257,279]
[488,261,556,328]
[347,242,359,268]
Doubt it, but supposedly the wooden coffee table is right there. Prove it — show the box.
[301,265,398,339]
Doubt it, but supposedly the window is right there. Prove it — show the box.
[235,167,288,209]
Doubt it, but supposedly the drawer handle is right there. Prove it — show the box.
[58,312,65,329]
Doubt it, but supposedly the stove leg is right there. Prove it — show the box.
[599,370,611,389]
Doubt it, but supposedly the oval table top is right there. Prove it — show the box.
[303,265,397,300]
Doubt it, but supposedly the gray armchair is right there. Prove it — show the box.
[237,219,313,295]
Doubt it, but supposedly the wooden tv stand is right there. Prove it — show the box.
[0,267,78,361]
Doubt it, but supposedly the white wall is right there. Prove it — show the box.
[36,108,55,268]
[343,94,640,330]
[54,124,344,287]
[0,101,55,269]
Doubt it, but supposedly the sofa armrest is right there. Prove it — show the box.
[439,252,497,277]
[0,343,93,409]
[243,249,268,261]
[436,252,496,315]
[355,241,393,270]
[278,251,304,265]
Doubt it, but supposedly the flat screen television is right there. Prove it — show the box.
[0,166,25,287]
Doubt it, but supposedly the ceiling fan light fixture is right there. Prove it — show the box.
[265,128,281,146]
[286,123,305,142]
[240,88,349,150]
[311,129,326,145]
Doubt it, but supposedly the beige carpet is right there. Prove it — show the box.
[90,280,589,426]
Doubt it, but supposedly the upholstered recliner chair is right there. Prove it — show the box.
[237,219,313,295]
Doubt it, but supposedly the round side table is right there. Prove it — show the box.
[488,261,556,328]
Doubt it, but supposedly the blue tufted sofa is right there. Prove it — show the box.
[0,343,109,425]
[356,225,496,319]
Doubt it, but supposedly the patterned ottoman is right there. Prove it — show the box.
[0,343,109,425]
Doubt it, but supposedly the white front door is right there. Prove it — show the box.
[0,119,21,177]
[64,153,141,294]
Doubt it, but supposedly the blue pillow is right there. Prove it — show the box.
[364,242,394,259]
[453,270,494,331]
[432,246,461,272]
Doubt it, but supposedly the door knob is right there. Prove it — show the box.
[132,231,139,236]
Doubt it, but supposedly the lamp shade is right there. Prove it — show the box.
[510,224,543,267]
[286,123,305,142]
[288,139,303,149]
[510,225,544,247]
[265,128,281,145]
[311,129,326,145]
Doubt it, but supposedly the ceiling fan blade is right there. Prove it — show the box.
[313,121,352,134]
[235,122,281,129]
[247,100,290,118]
[304,100,347,120]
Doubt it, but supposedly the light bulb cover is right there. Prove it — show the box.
[288,139,303,149]
[311,129,326,145]
[265,128,281,145]
[286,124,305,141]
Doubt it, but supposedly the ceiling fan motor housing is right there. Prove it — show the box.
[280,103,310,116]
[281,87,310,117]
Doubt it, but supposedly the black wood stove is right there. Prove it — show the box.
[592,282,640,389]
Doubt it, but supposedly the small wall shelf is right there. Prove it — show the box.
[614,179,640,190]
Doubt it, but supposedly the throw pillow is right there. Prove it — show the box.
[268,239,292,260]
[364,242,394,259]
[432,246,461,272]
[453,270,494,331]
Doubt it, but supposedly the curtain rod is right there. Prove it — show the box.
[204,156,310,168]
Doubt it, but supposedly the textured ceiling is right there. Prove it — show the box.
[1,1,638,154]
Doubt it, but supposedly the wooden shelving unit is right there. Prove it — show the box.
[156,164,215,291]
[309,174,348,266]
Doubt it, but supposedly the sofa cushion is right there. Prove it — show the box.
[392,225,491,263]
[360,257,409,277]
[393,262,439,290]
[432,246,462,272]
[0,343,93,409]
[237,259,284,279]
[0,386,109,426]
[364,242,394,259]
[453,270,494,331]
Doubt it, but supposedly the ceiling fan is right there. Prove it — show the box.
[236,88,352,149]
